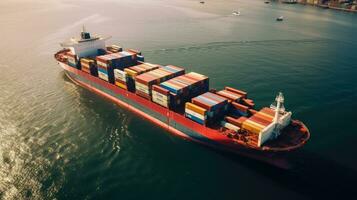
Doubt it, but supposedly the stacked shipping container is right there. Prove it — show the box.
[124,63,160,91]
[241,107,275,146]
[152,85,171,108]
[80,58,98,76]
[188,92,228,125]
[114,63,159,91]
[134,65,185,100]
[185,102,208,125]
[114,69,128,89]
[216,89,242,102]
[155,72,209,108]
[66,52,78,68]
[96,51,137,83]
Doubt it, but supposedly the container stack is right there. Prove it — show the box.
[96,52,137,83]
[189,92,228,124]
[152,85,171,108]
[66,52,78,68]
[242,107,274,135]
[158,72,209,108]
[216,89,242,102]
[134,65,185,100]
[114,69,128,89]
[124,63,160,91]
[80,58,98,76]
[225,87,247,98]
[224,116,248,128]
[185,102,207,125]
[220,121,240,132]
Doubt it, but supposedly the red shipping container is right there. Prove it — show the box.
[225,87,247,98]
[232,102,249,113]
[242,98,255,108]
[192,98,212,110]
[250,115,271,127]
[249,109,258,115]
[152,85,170,95]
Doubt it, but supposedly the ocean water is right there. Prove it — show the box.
[1,0,357,199]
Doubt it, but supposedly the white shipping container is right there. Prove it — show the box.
[114,69,127,82]
[152,96,169,108]
[152,91,169,101]
[221,121,240,132]
[135,82,149,94]
[98,71,108,81]
[185,108,207,120]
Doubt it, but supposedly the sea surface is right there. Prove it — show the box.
[1,0,357,199]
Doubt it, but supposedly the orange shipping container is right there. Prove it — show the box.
[185,102,207,116]
[250,116,271,127]
[225,87,247,98]
[260,107,275,116]
[242,120,265,135]
[255,112,274,123]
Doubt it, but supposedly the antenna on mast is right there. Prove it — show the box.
[271,92,286,138]
[273,92,284,123]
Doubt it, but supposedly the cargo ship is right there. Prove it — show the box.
[54,28,310,168]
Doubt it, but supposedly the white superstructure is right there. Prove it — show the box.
[60,26,111,58]
[257,92,292,147]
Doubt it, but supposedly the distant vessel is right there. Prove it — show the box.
[282,0,297,4]
[232,11,241,16]
[54,28,310,168]
[264,1,271,4]
[277,16,284,21]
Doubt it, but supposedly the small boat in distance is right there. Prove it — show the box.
[264,1,270,4]
[282,0,297,4]
[276,16,284,21]
[200,1,205,4]
[232,11,241,16]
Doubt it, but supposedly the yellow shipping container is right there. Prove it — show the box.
[185,102,207,115]
[124,68,138,77]
[255,112,274,122]
[115,81,127,90]
[242,120,265,135]
[81,58,95,63]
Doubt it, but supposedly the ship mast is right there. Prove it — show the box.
[272,92,285,138]
[273,92,284,123]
